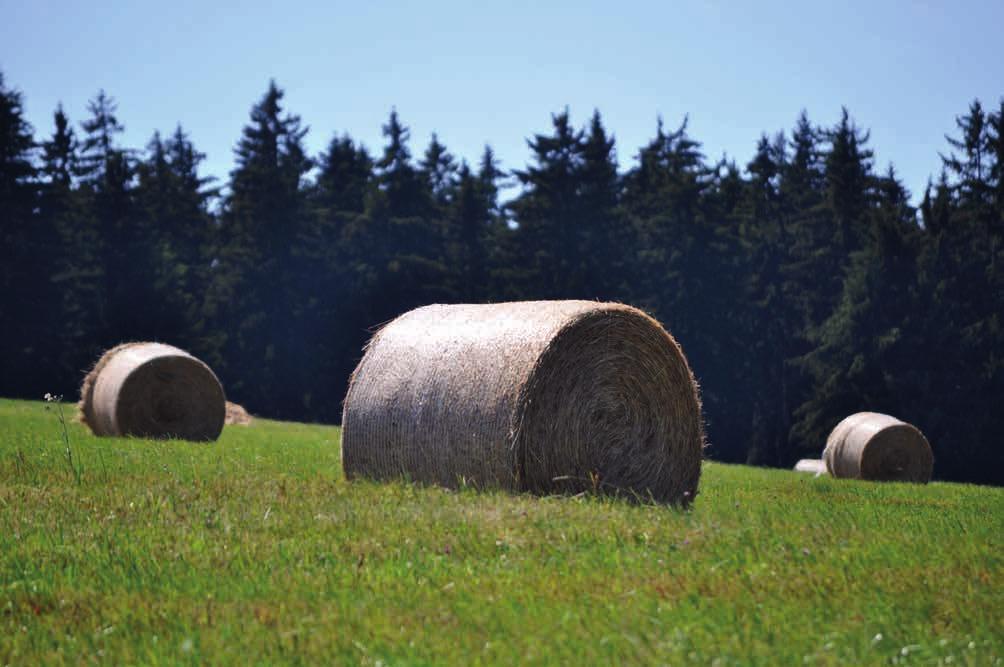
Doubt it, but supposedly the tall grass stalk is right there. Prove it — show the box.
[45,392,81,484]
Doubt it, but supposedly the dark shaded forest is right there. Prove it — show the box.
[1,72,1001,485]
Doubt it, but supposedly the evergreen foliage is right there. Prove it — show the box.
[0,68,1000,484]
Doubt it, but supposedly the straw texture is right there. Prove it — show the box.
[823,412,933,483]
[79,342,225,441]
[225,401,253,426]
[342,301,704,504]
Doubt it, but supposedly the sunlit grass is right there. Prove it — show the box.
[1,397,1000,665]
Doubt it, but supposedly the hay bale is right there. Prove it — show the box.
[823,412,933,483]
[225,401,253,426]
[794,459,828,476]
[342,301,704,504]
[79,342,225,441]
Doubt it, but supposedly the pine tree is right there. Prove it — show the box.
[824,108,874,256]
[443,162,488,301]
[315,135,372,215]
[509,109,586,298]
[78,90,142,341]
[0,73,43,396]
[40,105,105,391]
[375,110,427,219]
[355,110,449,326]
[304,133,374,421]
[475,144,513,300]
[740,132,798,464]
[793,168,923,452]
[420,133,457,211]
[622,116,754,461]
[205,80,313,416]
[909,99,1004,483]
[133,126,216,350]
[941,100,991,208]
[577,110,626,300]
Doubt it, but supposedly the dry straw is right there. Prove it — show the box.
[225,401,253,426]
[823,412,933,483]
[78,342,225,441]
[341,301,705,505]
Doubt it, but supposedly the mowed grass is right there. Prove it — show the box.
[0,398,1000,665]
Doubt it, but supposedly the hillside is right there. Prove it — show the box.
[1,398,1000,664]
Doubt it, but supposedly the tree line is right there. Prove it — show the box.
[1,72,1001,484]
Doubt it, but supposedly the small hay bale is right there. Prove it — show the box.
[794,459,828,476]
[225,401,253,426]
[823,412,933,483]
[79,342,225,441]
[341,301,704,505]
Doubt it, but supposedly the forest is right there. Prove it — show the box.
[1,72,1001,485]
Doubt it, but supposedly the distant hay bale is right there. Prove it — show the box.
[341,301,705,505]
[823,412,933,483]
[225,401,253,426]
[79,342,225,441]
[794,459,828,477]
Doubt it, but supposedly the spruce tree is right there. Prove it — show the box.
[205,80,313,416]
[358,110,449,326]
[444,162,489,301]
[306,133,374,421]
[78,90,142,341]
[793,168,922,452]
[577,110,626,299]
[740,132,795,464]
[622,116,754,461]
[133,126,216,350]
[0,73,42,396]
[420,133,457,211]
[476,144,513,300]
[509,109,586,298]
[315,135,372,215]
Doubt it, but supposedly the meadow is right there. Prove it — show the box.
[0,397,1000,665]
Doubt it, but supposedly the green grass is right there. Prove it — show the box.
[1,397,1001,665]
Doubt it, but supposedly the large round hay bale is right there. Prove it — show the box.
[79,342,225,441]
[342,301,704,504]
[823,412,933,483]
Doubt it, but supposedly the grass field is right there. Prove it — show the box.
[0,397,1000,665]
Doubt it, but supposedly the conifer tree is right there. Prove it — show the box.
[445,162,490,301]
[315,135,372,215]
[375,110,427,219]
[942,100,991,207]
[420,133,457,211]
[577,110,626,299]
[358,110,449,325]
[793,169,922,451]
[133,126,216,350]
[205,80,312,416]
[510,110,586,298]
[622,116,754,461]
[39,106,106,389]
[305,133,374,421]
[78,90,144,340]
[740,132,796,463]
[0,73,43,396]
[475,144,513,299]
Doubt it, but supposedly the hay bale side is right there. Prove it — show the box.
[794,459,828,476]
[823,412,933,483]
[79,342,225,441]
[225,401,253,426]
[341,301,704,505]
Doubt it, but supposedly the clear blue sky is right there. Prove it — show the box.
[2,0,1002,203]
